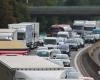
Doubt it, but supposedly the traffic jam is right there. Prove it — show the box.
[37,21,100,65]
[0,21,100,80]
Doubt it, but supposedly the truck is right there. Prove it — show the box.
[0,56,67,80]
[8,22,39,48]
[73,20,85,35]
[92,28,100,34]
[0,40,28,55]
[48,24,72,37]
[84,21,96,34]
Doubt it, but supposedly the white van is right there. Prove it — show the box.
[44,37,58,49]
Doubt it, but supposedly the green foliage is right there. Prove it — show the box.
[28,0,64,6]
[0,0,16,28]
[14,1,32,22]
[1,0,100,31]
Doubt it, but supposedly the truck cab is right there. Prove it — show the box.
[48,24,72,37]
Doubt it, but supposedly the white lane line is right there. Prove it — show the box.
[74,46,91,76]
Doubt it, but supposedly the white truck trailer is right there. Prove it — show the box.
[0,56,67,80]
[84,21,96,34]
[8,22,39,48]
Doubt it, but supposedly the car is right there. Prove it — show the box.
[50,54,70,67]
[57,42,70,56]
[72,34,81,38]
[65,39,79,51]
[36,49,61,59]
[93,34,100,41]
[36,49,51,59]
[44,37,58,49]
[84,34,96,43]
[36,46,48,50]
[73,38,85,48]
[50,49,62,56]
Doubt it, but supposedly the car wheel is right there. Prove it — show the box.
[75,48,78,51]
[82,45,84,47]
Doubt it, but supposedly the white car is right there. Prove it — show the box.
[36,46,48,50]
[84,34,96,43]
[36,49,51,59]
[50,54,70,67]
[72,34,81,38]
[73,38,85,47]
[65,39,79,51]
[93,34,100,41]
[36,49,61,59]
[57,42,70,56]
[50,49,62,56]
[44,37,58,49]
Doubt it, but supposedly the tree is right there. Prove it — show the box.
[0,0,16,28]
[14,1,31,22]
[64,0,78,6]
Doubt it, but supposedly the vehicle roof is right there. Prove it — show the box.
[73,20,85,25]
[0,29,16,33]
[0,40,27,49]
[36,49,50,52]
[37,46,48,50]
[55,54,68,56]
[58,31,69,34]
[9,22,39,27]
[44,37,57,40]
[51,24,70,28]
[0,56,63,70]
[85,21,96,27]
[19,22,39,24]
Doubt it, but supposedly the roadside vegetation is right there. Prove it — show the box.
[0,0,100,31]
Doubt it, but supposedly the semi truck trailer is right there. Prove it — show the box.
[0,56,67,80]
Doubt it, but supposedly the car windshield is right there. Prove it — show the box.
[37,51,49,57]
[44,39,57,45]
[58,34,67,38]
[65,40,76,43]
[85,35,94,38]
[55,55,69,59]
[73,25,83,30]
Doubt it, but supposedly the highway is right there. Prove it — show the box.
[75,42,100,80]
[29,42,100,80]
